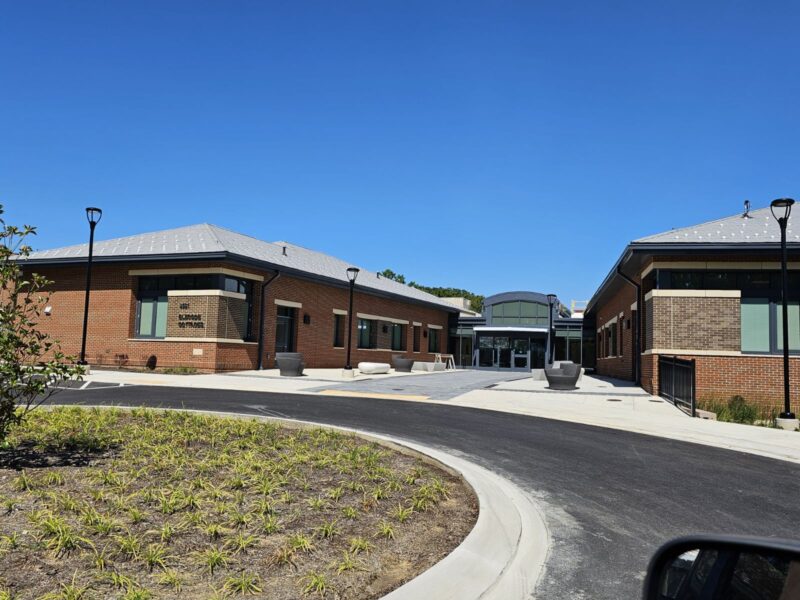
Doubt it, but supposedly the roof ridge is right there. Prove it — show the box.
[635,206,771,242]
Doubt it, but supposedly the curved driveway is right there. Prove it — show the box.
[49,385,800,599]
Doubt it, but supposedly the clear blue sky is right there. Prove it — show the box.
[3,1,799,304]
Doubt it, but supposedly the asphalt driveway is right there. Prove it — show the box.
[42,384,800,599]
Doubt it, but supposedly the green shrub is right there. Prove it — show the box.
[698,395,778,426]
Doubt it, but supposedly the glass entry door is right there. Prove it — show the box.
[275,306,297,353]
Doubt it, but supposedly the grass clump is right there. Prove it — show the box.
[0,407,476,599]
[698,395,779,426]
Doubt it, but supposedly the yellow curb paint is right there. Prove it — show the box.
[318,390,430,402]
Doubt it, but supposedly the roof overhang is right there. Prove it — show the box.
[18,251,460,315]
[585,241,800,315]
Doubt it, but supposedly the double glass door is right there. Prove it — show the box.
[476,335,539,370]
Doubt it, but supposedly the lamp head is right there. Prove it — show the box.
[346,267,360,283]
[770,198,794,222]
[85,207,103,225]
[547,294,557,304]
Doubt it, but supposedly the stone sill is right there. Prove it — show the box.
[128,338,257,345]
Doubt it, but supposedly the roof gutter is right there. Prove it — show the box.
[256,270,281,371]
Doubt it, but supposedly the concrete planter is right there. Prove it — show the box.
[775,417,799,431]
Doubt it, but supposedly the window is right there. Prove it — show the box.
[741,298,800,353]
[135,273,255,340]
[137,296,168,338]
[741,298,770,353]
[490,301,549,326]
[391,323,406,351]
[333,314,345,347]
[428,328,440,353]
[358,319,377,349]
[413,325,421,352]
[618,320,623,356]
[609,323,617,357]
[776,301,800,351]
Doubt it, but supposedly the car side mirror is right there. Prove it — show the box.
[643,536,800,600]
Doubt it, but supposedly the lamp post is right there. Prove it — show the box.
[78,207,103,365]
[770,198,796,427]
[547,294,557,365]
[344,267,360,371]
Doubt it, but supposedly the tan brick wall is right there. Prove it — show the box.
[650,295,740,352]
[25,261,451,372]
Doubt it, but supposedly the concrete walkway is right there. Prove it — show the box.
[447,374,800,464]
[77,368,800,464]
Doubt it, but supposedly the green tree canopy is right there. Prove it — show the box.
[380,269,483,313]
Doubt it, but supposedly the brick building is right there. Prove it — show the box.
[584,204,800,408]
[21,224,458,372]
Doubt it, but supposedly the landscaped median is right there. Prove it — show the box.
[0,407,477,599]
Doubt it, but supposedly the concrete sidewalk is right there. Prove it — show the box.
[448,374,800,464]
[78,368,800,464]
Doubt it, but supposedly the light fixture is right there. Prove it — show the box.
[78,206,102,365]
[344,267,360,370]
[770,198,797,426]
[86,207,103,224]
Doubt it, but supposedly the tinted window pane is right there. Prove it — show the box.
[138,299,154,336]
[776,301,800,351]
[520,302,536,317]
[704,272,736,289]
[154,297,168,338]
[739,271,772,289]
[741,298,770,352]
[670,272,703,289]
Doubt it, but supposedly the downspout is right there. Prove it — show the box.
[616,266,641,385]
[256,271,281,370]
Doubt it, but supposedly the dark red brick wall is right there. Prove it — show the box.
[262,275,450,369]
[25,261,451,372]
[643,352,800,409]
[594,284,637,380]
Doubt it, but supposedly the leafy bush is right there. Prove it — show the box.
[0,206,84,443]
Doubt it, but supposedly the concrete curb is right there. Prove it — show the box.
[56,404,550,600]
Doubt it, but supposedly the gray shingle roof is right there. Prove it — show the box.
[635,206,800,244]
[23,223,458,311]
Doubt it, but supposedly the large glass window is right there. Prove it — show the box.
[333,314,345,347]
[741,298,800,353]
[391,323,406,351]
[358,319,377,349]
[775,301,800,351]
[135,273,255,340]
[741,298,771,353]
[490,301,549,326]
[137,296,168,338]
[428,328,440,353]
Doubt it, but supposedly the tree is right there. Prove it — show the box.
[382,268,484,313]
[0,206,83,443]
[380,269,406,284]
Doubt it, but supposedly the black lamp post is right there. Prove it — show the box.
[78,207,103,365]
[771,198,795,420]
[547,293,557,365]
[344,267,360,370]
